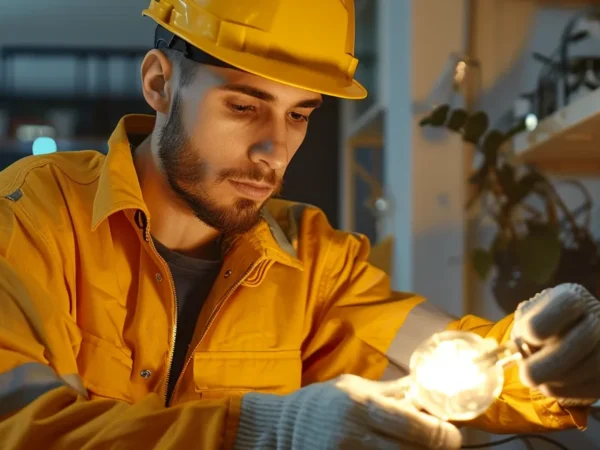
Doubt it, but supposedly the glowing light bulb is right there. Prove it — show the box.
[400,331,518,421]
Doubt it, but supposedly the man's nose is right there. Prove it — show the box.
[248,136,288,171]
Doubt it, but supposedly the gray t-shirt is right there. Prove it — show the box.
[153,237,222,404]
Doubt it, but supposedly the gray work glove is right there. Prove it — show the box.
[234,374,462,450]
[512,283,600,407]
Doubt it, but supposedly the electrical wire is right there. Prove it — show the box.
[461,434,571,450]
[464,406,600,448]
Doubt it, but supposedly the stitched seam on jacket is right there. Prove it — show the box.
[16,180,62,263]
[1,196,64,352]
[0,159,50,196]
[319,229,365,306]
[314,231,369,338]
[4,201,56,268]
[314,233,337,323]
[78,329,133,365]
[0,157,102,198]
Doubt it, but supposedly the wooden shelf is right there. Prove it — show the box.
[513,87,600,175]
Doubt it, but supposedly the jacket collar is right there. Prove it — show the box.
[92,114,150,230]
[92,114,302,270]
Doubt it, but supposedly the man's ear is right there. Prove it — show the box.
[141,49,174,114]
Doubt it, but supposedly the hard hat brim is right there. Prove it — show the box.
[143,10,368,100]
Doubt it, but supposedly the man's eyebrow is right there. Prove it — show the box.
[219,84,322,109]
[219,84,276,102]
[295,98,322,109]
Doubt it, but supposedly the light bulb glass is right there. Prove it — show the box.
[406,331,505,421]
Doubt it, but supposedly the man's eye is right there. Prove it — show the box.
[289,112,309,122]
[230,104,256,113]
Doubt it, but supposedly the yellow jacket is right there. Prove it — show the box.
[0,115,587,449]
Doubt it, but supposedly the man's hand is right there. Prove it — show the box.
[235,374,462,450]
[512,283,600,406]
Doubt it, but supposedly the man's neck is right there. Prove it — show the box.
[133,137,221,260]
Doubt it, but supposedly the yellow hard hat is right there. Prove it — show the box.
[142,0,367,99]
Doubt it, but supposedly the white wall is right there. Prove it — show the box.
[409,0,468,318]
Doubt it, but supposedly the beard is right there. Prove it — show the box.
[158,94,282,235]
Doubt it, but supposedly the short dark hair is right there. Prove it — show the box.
[159,48,198,87]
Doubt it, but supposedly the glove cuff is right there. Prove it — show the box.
[234,392,285,450]
[234,384,358,450]
[234,383,372,450]
[556,397,599,408]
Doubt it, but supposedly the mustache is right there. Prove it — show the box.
[217,167,282,188]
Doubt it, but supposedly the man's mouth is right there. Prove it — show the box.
[228,179,275,200]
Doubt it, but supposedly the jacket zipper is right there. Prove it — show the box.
[167,262,257,405]
[144,226,179,406]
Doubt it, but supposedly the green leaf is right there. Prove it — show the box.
[508,172,544,206]
[514,225,561,285]
[472,248,493,280]
[491,234,514,269]
[446,109,468,131]
[419,104,450,127]
[491,234,509,253]
[463,111,489,144]
[466,165,489,209]
[468,164,489,185]
[497,164,516,194]
[480,130,505,168]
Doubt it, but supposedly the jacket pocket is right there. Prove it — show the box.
[193,350,301,399]
[76,332,134,403]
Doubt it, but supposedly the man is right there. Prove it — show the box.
[0,1,598,449]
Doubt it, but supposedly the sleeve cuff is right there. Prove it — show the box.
[530,389,590,431]
[229,392,286,450]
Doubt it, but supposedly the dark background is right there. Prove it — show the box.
[280,96,339,228]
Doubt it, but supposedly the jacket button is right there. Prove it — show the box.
[224,270,232,278]
[140,369,152,379]
[155,273,163,282]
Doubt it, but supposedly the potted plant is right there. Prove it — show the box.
[419,105,600,314]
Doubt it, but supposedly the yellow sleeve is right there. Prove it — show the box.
[301,229,454,385]
[448,314,589,433]
[301,227,588,434]
[0,195,240,449]
[300,229,426,384]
